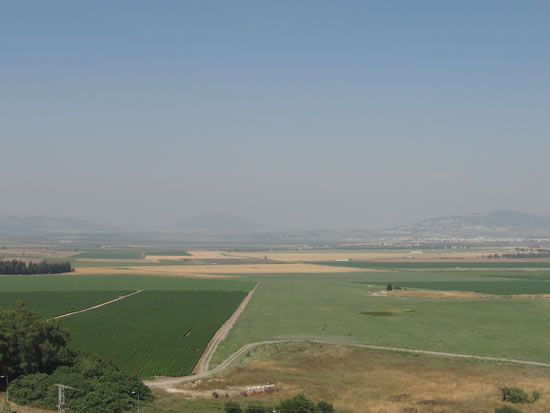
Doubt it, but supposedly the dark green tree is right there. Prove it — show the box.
[317,400,335,413]
[277,394,316,413]
[0,302,72,379]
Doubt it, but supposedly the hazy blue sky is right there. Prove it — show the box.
[2,1,549,231]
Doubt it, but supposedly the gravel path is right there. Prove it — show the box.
[192,282,260,375]
[53,290,142,319]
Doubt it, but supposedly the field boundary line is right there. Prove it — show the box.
[192,282,261,375]
[146,337,550,388]
[53,290,142,319]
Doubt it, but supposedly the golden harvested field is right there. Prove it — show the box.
[161,341,550,413]
[75,263,367,277]
[185,250,245,259]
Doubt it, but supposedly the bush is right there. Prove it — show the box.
[495,406,522,413]
[225,401,242,413]
[277,394,317,413]
[386,283,393,291]
[501,386,541,404]
[317,400,335,413]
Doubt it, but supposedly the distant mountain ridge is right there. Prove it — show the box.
[393,210,550,238]
[0,215,110,235]
[174,213,263,234]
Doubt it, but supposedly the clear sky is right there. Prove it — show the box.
[1,1,549,231]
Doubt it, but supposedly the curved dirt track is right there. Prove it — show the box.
[193,282,260,375]
[145,337,550,388]
[53,290,142,319]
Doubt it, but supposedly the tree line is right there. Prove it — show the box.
[0,259,72,275]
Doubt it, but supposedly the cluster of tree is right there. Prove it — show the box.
[225,394,335,413]
[501,252,550,259]
[0,302,151,413]
[0,259,72,275]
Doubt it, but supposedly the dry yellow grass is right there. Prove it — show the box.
[185,250,244,259]
[385,289,493,299]
[166,341,550,413]
[74,263,366,277]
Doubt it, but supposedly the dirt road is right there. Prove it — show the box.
[53,290,142,319]
[192,282,260,375]
[146,337,550,389]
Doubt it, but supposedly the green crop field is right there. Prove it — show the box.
[74,249,144,259]
[145,249,190,256]
[0,274,255,292]
[212,272,550,367]
[316,261,550,269]
[0,290,132,318]
[62,290,247,378]
[366,280,550,295]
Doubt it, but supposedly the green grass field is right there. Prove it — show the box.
[367,280,550,295]
[145,249,190,256]
[212,274,550,366]
[0,290,132,318]
[0,274,255,292]
[74,249,145,259]
[62,290,247,378]
[317,261,550,269]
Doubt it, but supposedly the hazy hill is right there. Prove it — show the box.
[394,210,550,238]
[174,213,263,234]
[0,215,110,235]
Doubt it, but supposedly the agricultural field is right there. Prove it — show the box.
[368,280,550,295]
[73,249,146,259]
[0,274,253,381]
[0,274,254,292]
[318,260,550,269]
[4,245,550,413]
[0,290,131,318]
[145,249,190,256]
[62,290,247,378]
[212,270,550,367]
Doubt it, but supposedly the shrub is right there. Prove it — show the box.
[501,386,541,404]
[386,283,393,291]
[225,401,242,413]
[277,394,316,413]
[317,400,335,413]
[495,406,522,413]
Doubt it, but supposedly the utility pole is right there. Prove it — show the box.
[55,384,77,413]
[0,375,7,402]
[131,391,140,413]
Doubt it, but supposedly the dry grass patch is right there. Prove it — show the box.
[74,263,365,276]
[164,342,550,413]
[385,289,494,299]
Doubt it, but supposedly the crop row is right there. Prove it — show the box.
[62,290,247,378]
